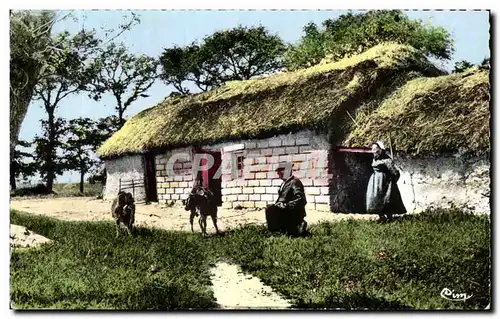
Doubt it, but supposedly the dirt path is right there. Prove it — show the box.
[210,262,292,309]
[10,197,377,234]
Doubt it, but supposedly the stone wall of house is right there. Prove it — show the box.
[216,131,331,212]
[152,130,333,212]
[155,147,195,206]
[397,153,490,213]
[104,145,490,216]
[104,155,147,201]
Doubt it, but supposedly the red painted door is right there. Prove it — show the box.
[210,152,222,206]
[195,151,222,206]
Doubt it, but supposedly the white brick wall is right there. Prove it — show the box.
[106,130,333,210]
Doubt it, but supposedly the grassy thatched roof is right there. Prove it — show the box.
[98,43,442,158]
[344,67,490,154]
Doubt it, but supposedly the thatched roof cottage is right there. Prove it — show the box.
[97,43,490,214]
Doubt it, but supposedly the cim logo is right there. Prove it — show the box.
[440,288,473,302]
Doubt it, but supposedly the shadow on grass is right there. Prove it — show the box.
[131,226,158,238]
[126,282,218,310]
[12,283,218,310]
[388,208,484,224]
[292,292,412,310]
[219,223,313,239]
[364,207,486,226]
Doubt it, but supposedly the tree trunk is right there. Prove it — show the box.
[118,108,125,128]
[80,170,85,193]
[10,11,55,159]
[10,172,16,191]
[46,168,54,192]
[45,111,56,193]
[10,89,36,159]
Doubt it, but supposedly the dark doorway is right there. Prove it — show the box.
[194,150,222,206]
[329,149,373,213]
[144,153,158,202]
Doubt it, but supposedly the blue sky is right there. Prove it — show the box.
[19,10,490,183]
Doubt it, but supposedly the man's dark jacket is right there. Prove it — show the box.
[276,176,307,219]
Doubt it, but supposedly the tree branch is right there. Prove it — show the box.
[123,79,155,109]
[57,87,80,102]
[31,12,71,36]
[226,54,241,78]
[53,82,64,105]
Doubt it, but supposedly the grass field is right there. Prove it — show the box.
[52,183,103,197]
[11,183,103,198]
[10,208,490,310]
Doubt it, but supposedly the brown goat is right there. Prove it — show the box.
[184,185,219,236]
[111,191,136,237]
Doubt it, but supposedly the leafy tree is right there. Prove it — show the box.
[10,11,140,187]
[62,118,101,193]
[32,29,101,192]
[85,115,122,188]
[282,22,328,70]
[480,57,490,70]
[284,10,454,71]
[453,57,490,73]
[453,60,475,73]
[32,118,69,189]
[89,43,158,127]
[159,45,199,95]
[10,140,38,190]
[87,164,107,185]
[160,25,286,94]
[10,11,138,156]
[201,25,286,83]
[10,10,57,158]
[95,115,122,144]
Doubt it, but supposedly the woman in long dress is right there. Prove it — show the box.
[366,141,407,222]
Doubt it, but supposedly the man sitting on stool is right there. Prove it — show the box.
[265,165,308,236]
